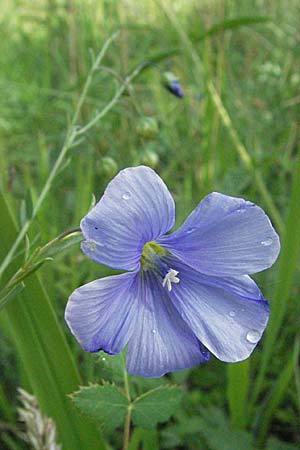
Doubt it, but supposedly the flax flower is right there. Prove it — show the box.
[65,166,280,377]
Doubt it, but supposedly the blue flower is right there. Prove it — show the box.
[166,80,183,98]
[162,71,184,98]
[65,166,280,377]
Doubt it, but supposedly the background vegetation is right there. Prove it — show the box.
[0,0,299,449]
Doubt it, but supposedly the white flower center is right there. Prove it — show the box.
[162,268,180,292]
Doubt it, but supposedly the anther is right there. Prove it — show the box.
[162,269,180,292]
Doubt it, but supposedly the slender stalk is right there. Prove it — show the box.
[122,405,132,450]
[0,33,118,280]
[122,368,132,450]
[77,63,144,136]
[0,228,82,307]
[98,65,144,116]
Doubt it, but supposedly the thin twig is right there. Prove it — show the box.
[0,32,141,281]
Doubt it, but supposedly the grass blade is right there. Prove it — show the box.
[252,155,300,407]
[227,360,250,429]
[0,188,106,450]
[255,350,294,446]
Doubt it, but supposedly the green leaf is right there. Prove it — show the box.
[0,282,25,311]
[71,383,129,431]
[196,16,270,41]
[132,386,182,429]
[42,231,83,258]
[137,16,270,66]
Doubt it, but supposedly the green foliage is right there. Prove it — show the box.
[132,386,182,428]
[71,383,182,431]
[0,0,299,448]
[71,383,128,431]
[197,407,253,450]
[0,190,104,450]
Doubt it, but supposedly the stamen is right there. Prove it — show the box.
[162,269,180,292]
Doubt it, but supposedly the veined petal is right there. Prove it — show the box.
[81,166,175,270]
[164,257,269,362]
[65,272,138,354]
[126,270,209,377]
[157,192,280,276]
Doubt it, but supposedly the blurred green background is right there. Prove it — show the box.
[0,0,299,449]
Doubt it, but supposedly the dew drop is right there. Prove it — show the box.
[151,329,157,334]
[246,330,261,344]
[261,238,273,246]
[122,192,131,200]
[186,227,196,234]
[83,239,97,251]
[101,357,106,362]
[229,311,236,318]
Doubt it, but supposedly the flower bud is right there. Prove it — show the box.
[136,117,159,139]
[162,71,183,98]
[141,148,159,168]
[100,157,118,178]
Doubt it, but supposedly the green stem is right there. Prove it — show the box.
[122,405,132,450]
[122,368,132,450]
[98,65,144,117]
[0,228,82,306]
[77,63,145,136]
[0,33,118,280]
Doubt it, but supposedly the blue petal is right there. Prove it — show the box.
[163,256,269,362]
[126,270,209,377]
[157,192,280,276]
[81,166,175,270]
[65,271,138,353]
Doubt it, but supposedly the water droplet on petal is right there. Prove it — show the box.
[186,227,196,234]
[83,239,97,251]
[261,238,273,246]
[246,330,261,344]
[151,329,157,334]
[229,311,236,317]
[122,192,131,200]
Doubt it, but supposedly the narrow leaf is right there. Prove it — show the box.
[227,360,249,429]
[252,156,300,405]
[0,282,25,311]
[138,16,270,66]
[42,232,83,258]
[0,188,105,450]
[256,351,294,445]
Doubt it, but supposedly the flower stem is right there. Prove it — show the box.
[122,368,132,450]
[122,405,132,450]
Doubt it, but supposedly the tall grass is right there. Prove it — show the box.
[0,0,299,448]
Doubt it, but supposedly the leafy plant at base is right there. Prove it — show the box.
[71,383,182,431]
